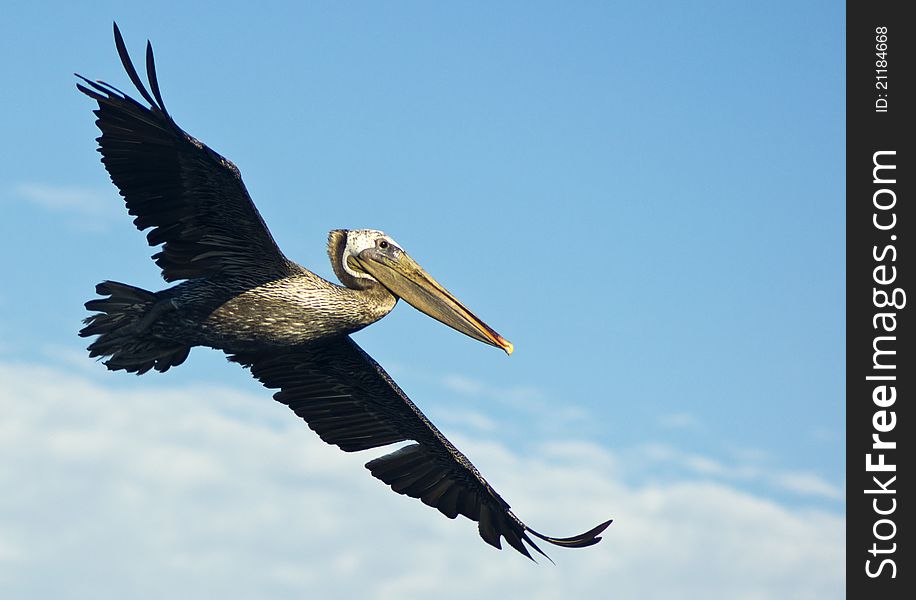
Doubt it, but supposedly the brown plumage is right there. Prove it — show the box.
[78,22,611,560]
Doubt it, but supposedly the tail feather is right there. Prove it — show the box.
[80,281,189,374]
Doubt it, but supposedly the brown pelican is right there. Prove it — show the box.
[77,23,611,560]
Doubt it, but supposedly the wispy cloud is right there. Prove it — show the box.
[638,442,844,502]
[770,472,845,501]
[811,427,842,444]
[432,407,498,433]
[10,182,122,231]
[657,411,703,430]
[436,375,843,503]
[441,373,589,423]
[0,361,843,599]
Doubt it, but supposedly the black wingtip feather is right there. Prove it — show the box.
[74,72,140,110]
[501,527,534,561]
[112,22,158,110]
[145,40,169,118]
[526,518,613,549]
[75,81,104,102]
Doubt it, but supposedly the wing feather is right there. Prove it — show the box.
[230,337,611,559]
[76,23,296,284]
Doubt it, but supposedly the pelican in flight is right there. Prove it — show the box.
[77,23,611,559]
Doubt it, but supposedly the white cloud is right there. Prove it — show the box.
[0,361,844,599]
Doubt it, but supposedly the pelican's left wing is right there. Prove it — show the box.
[230,337,611,559]
[76,23,298,284]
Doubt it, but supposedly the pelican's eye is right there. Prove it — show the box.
[379,240,390,249]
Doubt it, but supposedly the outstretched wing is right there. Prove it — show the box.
[76,23,297,283]
[230,337,612,559]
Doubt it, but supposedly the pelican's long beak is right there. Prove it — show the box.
[352,249,513,355]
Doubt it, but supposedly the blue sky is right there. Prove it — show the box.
[1,2,844,597]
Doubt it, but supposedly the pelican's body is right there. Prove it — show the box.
[78,23,610,559]
[202,270,394,347]
[152,252,397,353]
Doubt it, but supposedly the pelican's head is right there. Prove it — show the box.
[328,229,513,355]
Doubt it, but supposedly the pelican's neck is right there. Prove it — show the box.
[334,278,398,329]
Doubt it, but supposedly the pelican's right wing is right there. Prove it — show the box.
[76,23,297,284]
[230,337,611,559]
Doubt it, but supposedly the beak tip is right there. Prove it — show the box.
[501,340,514,356]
